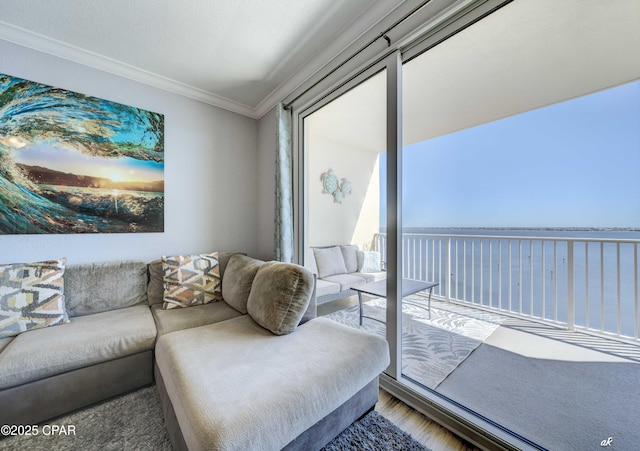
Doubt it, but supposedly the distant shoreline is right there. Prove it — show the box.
[403,227,640,232]
[381,227,640,232]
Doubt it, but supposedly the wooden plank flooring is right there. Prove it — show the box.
[376,389,481,451]
[321,297,480,449]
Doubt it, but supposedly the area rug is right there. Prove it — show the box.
[0,386,429,451]
[326,295,502,388]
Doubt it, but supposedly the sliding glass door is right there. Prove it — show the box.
[302,68,388,337]
[399,0,640,449]
[298,0,640,448]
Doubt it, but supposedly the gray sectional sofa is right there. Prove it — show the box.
[0,252,389,450]
[0,260,156,426]
[309,245,386,304]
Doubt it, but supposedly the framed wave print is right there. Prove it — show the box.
[0,73,164,234]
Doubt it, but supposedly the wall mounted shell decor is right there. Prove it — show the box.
[321,169,352,203]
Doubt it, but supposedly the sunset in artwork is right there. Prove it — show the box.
[0,73,165,234]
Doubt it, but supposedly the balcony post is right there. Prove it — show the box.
[445,236,451,302]
[567,240,575,331]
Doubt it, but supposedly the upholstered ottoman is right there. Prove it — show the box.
[155,315,389,451]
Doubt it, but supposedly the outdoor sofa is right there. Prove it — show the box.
[0,252,389,450]
[309,245,386,304]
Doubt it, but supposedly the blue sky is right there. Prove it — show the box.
[381,80,640,229]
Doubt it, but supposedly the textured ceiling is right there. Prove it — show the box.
[0,0,399,117]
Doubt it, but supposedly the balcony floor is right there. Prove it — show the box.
[321,294,640,450]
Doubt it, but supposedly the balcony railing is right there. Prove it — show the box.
[375,232,640,341]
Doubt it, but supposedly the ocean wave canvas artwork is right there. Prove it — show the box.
[0,73,164,234]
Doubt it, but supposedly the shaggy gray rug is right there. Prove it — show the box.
[321,411,430,451]
[1,386,429,451]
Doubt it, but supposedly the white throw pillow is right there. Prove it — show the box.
[357,250,381,273]
[313,246,347,279]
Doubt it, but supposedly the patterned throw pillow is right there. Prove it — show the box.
[0,258,68,338]
[162,253,222,309]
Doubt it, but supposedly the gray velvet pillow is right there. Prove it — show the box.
[222,255,264,314]
[313,246,347,279]
[65,260,147,316]
[247,262,314,335]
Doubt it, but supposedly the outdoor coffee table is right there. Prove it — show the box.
[350,279,438,325]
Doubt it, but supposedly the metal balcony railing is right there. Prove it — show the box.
[374,232,640,341]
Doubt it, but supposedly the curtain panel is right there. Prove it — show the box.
[275,103,294,262]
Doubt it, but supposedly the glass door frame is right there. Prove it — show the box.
[290,1,528,449]
[292,53,403,378]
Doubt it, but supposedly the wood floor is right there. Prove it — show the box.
[376,388,481,451]
[321,297,480,449]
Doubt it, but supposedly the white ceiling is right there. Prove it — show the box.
[308,0,640,152]
[0,0,403,118]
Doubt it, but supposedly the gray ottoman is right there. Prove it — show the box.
[155,315,389,451]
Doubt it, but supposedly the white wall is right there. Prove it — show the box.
[0,40,259,264]
[307,131,380,250]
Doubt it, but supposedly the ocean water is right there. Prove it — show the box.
[379,228,640,338]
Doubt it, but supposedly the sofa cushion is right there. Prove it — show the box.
[222,255,264,314]
[313,246,347,279]
[0,337,12,353]
[162,253,222,309]
[151,303,243,337]
[0,258,68,338]
[247,262,313,335]
[357,250,381,272]
[65,260,148,317]
[154,315,389,451]
[315,279,341,298]
[358,271,387,283]
[0,305,156,390]
[322,273,370,291]
[340,245,359,273]
[148,252,245,306]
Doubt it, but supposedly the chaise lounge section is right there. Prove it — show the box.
[155,315,387,450]
[151,253,389,450]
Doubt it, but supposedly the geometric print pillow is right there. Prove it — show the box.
[162,252,222,310]
[0,258,69,338]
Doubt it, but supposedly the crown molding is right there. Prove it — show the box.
[0,21,259,118]
[0,1,406,121]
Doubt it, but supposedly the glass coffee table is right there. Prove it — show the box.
[350,279,439,325]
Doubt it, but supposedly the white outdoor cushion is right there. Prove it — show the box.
[357,250,381,273]
[322,273,368,291]
[315,279,341,298]
[340,245,359,273]
[358,271,387,283]
[313,247,347,279]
